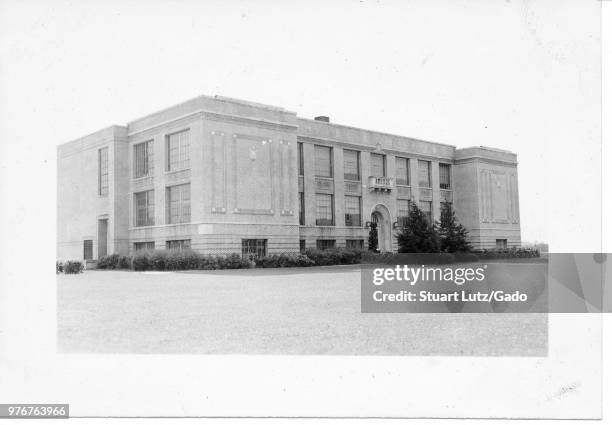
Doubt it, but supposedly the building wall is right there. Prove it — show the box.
[57,126,128,260]
[57,95,521,259]
[297,118,457,250]
[454,147,521,249]
[127,96,300,255]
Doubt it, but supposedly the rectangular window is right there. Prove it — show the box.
[439,163,451,189]
[344,195,361,227]
[346,239,364,250]
[496,239,508,249]
[242,239,267,259]
[343,149,360,181]
[297,142,304,176]
[370,153,386,177]
[134,241,155,252]
[315,193,334,226]
[166,239,191,251]
[418,160,431,188]
[299,239,306,253]
[397,199,411,227]
[299,191,305,225]
[134,190,155,227]
[134,140,154,178]
[83,240,93,260]
[396,157,410,186]
[419,200,432,223]
[98,147,108,196]
[166,129,190,171]
[165,183,191,224]
[314,145,333,177]
[316,239,336,250]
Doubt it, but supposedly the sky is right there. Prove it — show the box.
[0,0,602,249]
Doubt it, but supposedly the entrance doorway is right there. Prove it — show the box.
[98,219,108,258]
[371,204,392,252]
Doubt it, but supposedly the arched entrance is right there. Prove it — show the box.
[371,204,392,252]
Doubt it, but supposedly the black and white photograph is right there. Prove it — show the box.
[0,0,609,422]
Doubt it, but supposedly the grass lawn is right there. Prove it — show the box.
[57,263,547,355]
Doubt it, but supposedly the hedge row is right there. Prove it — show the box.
[360,249,539,264]
[59,247,540,274]
[361,252,480,265]
[472,247,540,259]
[56,260,84,274]
[131,251,251,271]
[94,248,364,271]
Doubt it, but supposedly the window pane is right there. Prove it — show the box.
[299,192,305,225]
[343,149,360,181]
[315,193,334,226]
[316,240,336,250]
[134,242,155,252]
[241,239,267,258]
[134,140,154,178]
[344,195,361,226]
[98,147,108,196]
[396,157,409,185]
[83,240,93,260]
[418,160,431,187]
[346,239,364,249]
[134,190,155,227]
[166,239,191,251]
[370,153,385,177]
[297,142,304,176]
[397,199,410,227]
[439,163,451,189]
[314,145,332,177]
[419,200,432,223]
[166,183,190,224]
[167,130,190,171]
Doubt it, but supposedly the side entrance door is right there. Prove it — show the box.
[98,219,108,258]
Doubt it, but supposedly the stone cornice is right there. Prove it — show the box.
[127,110,298,138]
[297,135,455,162]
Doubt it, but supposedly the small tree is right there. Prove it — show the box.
[396,203,440,253]
[438,201,471,253]
[368,221,378,252]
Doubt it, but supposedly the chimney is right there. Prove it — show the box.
[314,115,330,123]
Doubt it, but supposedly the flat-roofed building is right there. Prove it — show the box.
[57,95,520,261]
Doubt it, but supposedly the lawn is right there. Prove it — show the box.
[57,263,547,355]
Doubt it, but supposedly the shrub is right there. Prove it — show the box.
[118,255,131,269]
[64,260,84,274]
[218,253,251,269]
[149,250,169,270]
[439,201,472,253]
[303,249,335,266]
[255,253,316,268]
[473,247,540,260]
[198,255,220,270]
[303,248,363,266]
[396,203,440,253]
[165,249,201,270]
[291,254,316,267]
[132,251,151,271]
[56,261,64,274]
[98,253,132,269]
